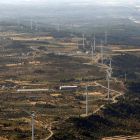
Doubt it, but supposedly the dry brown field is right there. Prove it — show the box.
[58,42,78,45]
[102,135,140,140]
[0,24,132,139]
[11,36,53,41]
[112,49,140,52]
[0,32,25,36]
[47,46,78,51]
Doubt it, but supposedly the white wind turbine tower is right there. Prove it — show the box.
[101,39,104,70]
[20,106,44,140]
[89,35,95,62]
[71,24,73,35]
[79,81,89,115]
[40,131,42,140]
[57,20,59,32]
[82,33,85,48]
[36,20,38,31]
[91,41,94,62]
[94,35,96,52]
[125,73,126,82]
[109,57,112,78]
[107,74,110,100]
[86,82,89,115]
[17,15,20,26]
[57,15,60,32]
[31,17,33,29]
[86,36,95,61]
[105,30,107,46]
[105,54,115,78]
[0,12,1,23]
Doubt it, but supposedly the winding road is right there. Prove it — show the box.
[43,53,124,140]
[44,121,60,140]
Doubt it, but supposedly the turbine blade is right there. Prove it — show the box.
[117,75,122,78]
[33,105,44,115]
[87,79,89,89]
[112,59,116,63]
[90,36,94,42]
[20,108,32,116]
[30,117,32,131]
[104,59,109,64]
[79,90,86,94]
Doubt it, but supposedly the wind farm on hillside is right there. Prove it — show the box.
[1,2,140,140]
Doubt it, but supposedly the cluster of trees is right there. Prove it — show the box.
[35,103,55,108]
[60,78,75,82]
[5,40,31,53]
[51,98,140,139]
[37,46,47,50]
[33,69,45,74]
[21,40,49,45]
[111,53,140,79]
[87,24,140,46]
[112,53,140,68]
[47,31,71,38]
[49,51,140,139]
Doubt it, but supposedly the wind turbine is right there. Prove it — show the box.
[40,131,42,140]
[0,12,1,23]
[86,82,89,115]
[86,37,96,61]
[79,81,89,115]
[57,15,59,32]
[105,55,115,78]
[125,73,126,82]
[90,35,95,62]
[91,41,94,62]
[71,24,73,35]
[31,17,33,30]
[107,74,110,100]
[86,35,95,61]
[20,105,44,140]
[36,20,38,31]
[101,39,104,70]
[105,30,107,46]
[94,35,96,52]
[18,15,19,26]
[82,33,85,48]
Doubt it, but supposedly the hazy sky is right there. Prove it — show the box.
[0,0,138,5]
